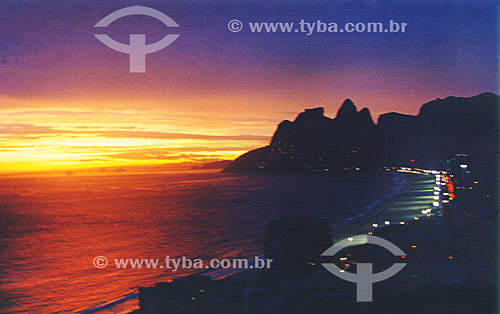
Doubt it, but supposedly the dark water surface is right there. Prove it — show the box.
[0,170,393,313]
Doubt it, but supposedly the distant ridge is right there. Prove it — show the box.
[224,93,499,173]
[192,160,232,170]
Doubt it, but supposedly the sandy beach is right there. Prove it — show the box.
[332,172,436,242]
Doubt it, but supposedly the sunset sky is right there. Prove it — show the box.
[0,0,497,173]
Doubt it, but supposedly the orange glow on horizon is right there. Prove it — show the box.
[0,97,272,174]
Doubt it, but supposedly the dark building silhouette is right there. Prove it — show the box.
[264,217,332,274]
[139,275,241,314]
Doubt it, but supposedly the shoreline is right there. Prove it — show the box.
[332,172,435,242]
[333,173,406,239]
[79,171,434,314]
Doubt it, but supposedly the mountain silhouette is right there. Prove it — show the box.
[224,93,499,173]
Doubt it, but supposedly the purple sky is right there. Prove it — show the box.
[0,0,497,172]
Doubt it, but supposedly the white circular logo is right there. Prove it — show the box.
[228,19,243,32]
[94,5,180,73]
[93,256,108,269]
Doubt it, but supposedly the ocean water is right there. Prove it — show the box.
[0,170,395,314]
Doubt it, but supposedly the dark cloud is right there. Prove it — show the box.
[0,123,268,141]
